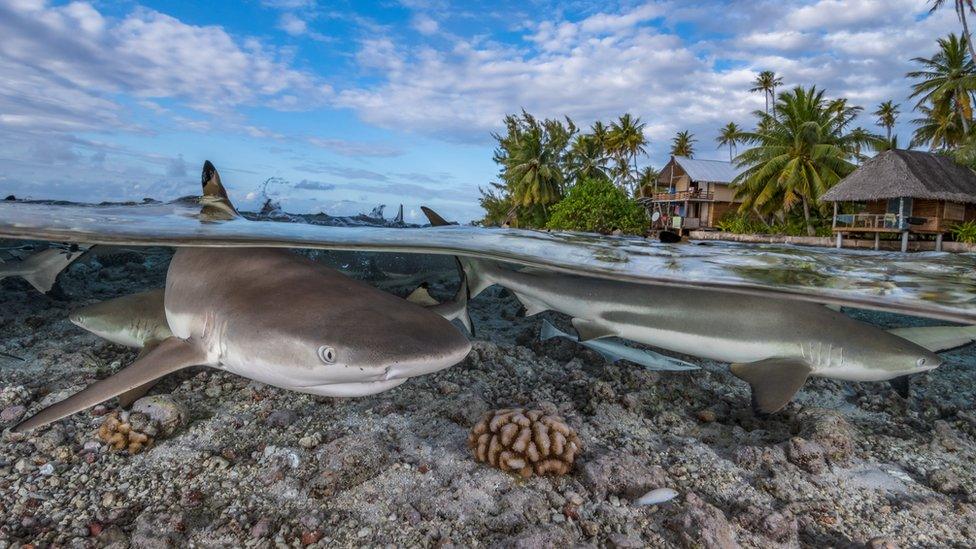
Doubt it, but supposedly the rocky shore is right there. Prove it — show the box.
[1,245,975,547]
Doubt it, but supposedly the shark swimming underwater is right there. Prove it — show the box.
[0,244,90,293]
[420,207,960,413]
[13,163,472,433]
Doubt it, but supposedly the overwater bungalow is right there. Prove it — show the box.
[821,150,976,252]
[638,156,746,233]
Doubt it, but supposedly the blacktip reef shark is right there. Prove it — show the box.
[0,244,90,293]
[68,288,174,407]
[13,162,471,433]
[421,207,975,413]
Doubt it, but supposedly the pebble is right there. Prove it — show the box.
[266,409,298,428]
[0,404,25,423]
[39,463,55,475]
[131,395,188,437]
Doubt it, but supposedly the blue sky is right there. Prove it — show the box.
[0,0,957,221]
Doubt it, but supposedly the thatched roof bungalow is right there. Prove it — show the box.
[821,150,976,251]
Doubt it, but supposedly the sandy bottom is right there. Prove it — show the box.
[1,246,974,548]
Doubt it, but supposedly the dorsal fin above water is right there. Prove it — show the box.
[421,206,452,227]
[200,160,238,218]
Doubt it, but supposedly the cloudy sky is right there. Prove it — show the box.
[0,0,958,221]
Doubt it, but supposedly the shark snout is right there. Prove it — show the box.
[378,327,472,381]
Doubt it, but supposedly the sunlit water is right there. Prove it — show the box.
[1,197,975,322]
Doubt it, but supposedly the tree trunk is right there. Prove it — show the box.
[886,125,891,142]
[962,9,976,72]
[959,99,971,135]
[801,196,815,236]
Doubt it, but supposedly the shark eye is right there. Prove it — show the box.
[916,358,927,367]
[318,346,337,364]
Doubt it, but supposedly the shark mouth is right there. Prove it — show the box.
[293,378,408,398]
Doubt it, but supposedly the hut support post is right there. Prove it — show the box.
[874,232,880,251]
[936,233,944,252]
[901,231,909,253]
[832,202,838,228]
[835,232,842,249]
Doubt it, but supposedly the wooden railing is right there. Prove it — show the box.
[650,190,714,201]
[834,213,934,231]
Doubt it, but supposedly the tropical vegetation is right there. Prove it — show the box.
[546,178,650,234]
[479,111,655,232]
[480,4,976,241]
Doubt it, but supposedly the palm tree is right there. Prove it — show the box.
[827,98,864,131]
[911,101,965,149]
[750,70,783,117]
[907,33,976,135]
[716,122,743,161]
[607,114,648,190]
[566,133,610,183]
[873,100,900,142]
[670,130,697,157]
[493,111,576,213]
[930,0,976,64]
[636,166,660,197]
[733,86,880,236]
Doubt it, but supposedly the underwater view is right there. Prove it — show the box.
[2,164,976,547]
[6,0,976,547]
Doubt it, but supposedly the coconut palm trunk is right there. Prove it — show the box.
[801,196,815,236]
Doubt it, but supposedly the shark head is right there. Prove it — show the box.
[837,333,944,381]
[211,273,474,398]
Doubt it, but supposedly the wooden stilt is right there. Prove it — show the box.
[835,232,842,249]
[936,233,943,252]
[901,231,909,253]
[874,232,880,251]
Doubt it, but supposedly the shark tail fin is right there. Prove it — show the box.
[452,259,474,335]
[2,248,86,293]
[420,206,495,298]
[13,337,207,433]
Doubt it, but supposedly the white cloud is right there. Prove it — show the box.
[335,0,958,162]
[278,13,308,35]
[412,14,439,35]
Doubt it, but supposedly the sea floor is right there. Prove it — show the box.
[1,247,975,548]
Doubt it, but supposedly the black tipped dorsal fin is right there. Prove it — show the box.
[200,160,238,217]
[421,206,452,227]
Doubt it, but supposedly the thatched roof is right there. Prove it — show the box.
[821,150,976,204]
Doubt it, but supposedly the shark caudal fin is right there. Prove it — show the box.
[420,206,495,298]
[13,337,207,433]
[449,259,473,335]
[0,247,88,294]
[730,358,812,414]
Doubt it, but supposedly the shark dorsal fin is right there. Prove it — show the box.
[406,282,441,306]
[421,206,452,227]
[199,161,238,218]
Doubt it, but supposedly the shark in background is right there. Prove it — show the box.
[14,162,472,433]
[420,207,976,413]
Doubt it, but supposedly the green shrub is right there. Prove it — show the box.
[951,220,976,243]
[716,214,766,234]
[546,178,649,234]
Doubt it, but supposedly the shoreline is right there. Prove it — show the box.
[688,230,976,253]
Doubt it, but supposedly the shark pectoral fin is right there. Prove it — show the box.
[888,325,976,352]
[117,340,164,408]
[13,337,207,433]
[890,375,911,399]
[730,358,812,415]
[514,292,548,316]
[571,318,615,342]
[406,283,441,306]
[539,319,567,342]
